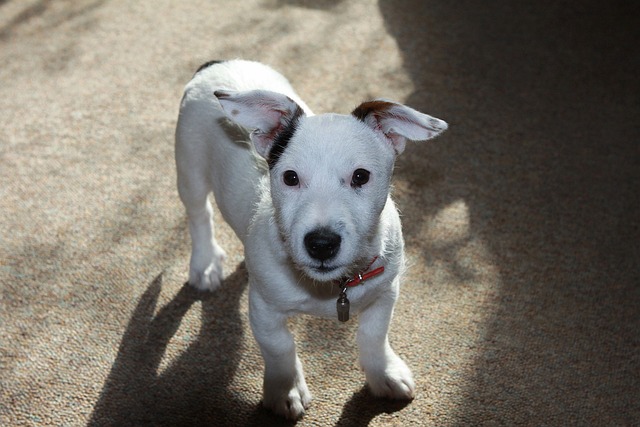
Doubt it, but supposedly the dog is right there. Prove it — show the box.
[175,59,447,419]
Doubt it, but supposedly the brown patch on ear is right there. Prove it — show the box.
[351,100,396,122]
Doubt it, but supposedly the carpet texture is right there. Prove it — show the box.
[1,0,638,425]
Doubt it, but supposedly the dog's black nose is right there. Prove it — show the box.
[304,229,341,261]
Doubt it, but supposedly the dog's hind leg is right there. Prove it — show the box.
[176,107,227,291]
[177,179,227,291]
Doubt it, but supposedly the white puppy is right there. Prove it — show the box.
[175,59,447,419]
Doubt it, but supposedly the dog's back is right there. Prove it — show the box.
[175,60,311,241]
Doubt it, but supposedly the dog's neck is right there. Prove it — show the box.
[335,256,385,322]
[338,256,385,288]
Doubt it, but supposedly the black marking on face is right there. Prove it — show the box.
[195,60,225,75]
[268,105,304,169]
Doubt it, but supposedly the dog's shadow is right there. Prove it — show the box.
[89,264,411,426]
[89,265,257,426]
[336,387,412,427]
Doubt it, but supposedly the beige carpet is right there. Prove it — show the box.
[1,0,638,425]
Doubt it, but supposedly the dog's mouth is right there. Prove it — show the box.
[315,264,339,273]
[302,262,347,282]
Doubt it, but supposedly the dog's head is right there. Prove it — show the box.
[215,90,447,282]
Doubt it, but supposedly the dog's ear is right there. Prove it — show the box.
[214,89,304,158]
[352,100,447,154]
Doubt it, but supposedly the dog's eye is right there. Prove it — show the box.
[351,169,370,188]
[283,170,299,186]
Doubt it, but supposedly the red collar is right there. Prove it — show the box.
[335,256,385,322]
[342,256,385,287]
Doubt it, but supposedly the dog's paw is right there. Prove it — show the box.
[365,355,415,400]
[263,380,312,420]
[188,245,226,291]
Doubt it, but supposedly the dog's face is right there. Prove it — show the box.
[269,114,396,281]
[215,90,447,282]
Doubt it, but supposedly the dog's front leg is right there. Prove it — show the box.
[357,286,415,400]
[249,286,311,420]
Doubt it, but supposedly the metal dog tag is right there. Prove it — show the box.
[337,289,350,322]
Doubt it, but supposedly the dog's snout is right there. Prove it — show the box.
[304,229,341,261]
